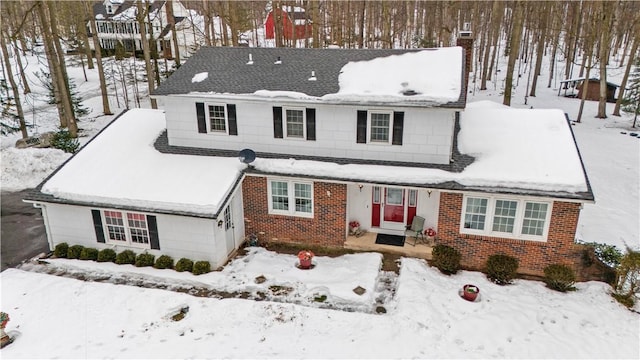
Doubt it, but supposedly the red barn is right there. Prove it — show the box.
[265,6,312,40]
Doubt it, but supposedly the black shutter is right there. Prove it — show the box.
[356,110,367,143]
[392,111,404,145]
[147,215,160,250]
[227,104,238,135]
[91,209,105,243]
[196,102,207,133]
[306,108,316,141]
[273,107,283,138]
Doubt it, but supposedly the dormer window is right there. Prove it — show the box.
[285,108,305,138]
[107,5,113,14]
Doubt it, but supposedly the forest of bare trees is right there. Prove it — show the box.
[1,1,639,138]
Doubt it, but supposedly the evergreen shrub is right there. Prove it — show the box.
[175,258,194,272]
[486,254,519,285]
[51,129,80,154]
[67,245,84,259]
[431,245,461,275]
[543,264,576,292]
[154,255,174,269]
[54,242,69,258]
[115,250,136,265]
[135,253,155,267]
[79,247,99,261]
[97,248,117,263]
[192,261,211,275]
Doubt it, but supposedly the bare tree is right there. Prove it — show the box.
[166,0,181,66]
[0,28,28,138]
[87,0,112,115]
[596,2,615,118]
[136,0,158,109]
[614,30,639,116]
[503,1,525,106]
[36,0,77,136]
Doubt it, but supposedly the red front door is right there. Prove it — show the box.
[382,187,406,230]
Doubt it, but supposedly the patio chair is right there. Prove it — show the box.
[405,215,425,246]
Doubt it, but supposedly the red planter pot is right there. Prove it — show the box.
[462,284,479,302]
[299,258,312,269]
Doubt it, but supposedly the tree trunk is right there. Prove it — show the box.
[47,1,78,136]
[613,36,639,116]
[0,29,28,139]
[529,3,549,97]
[503,1,524,106]
[577,49,593,123]
[203,0,212,46]
[77,7,94,70]
[166,0,181,66]
[136,1,157,109]
[597,2,614,119]
[87,1,112,115]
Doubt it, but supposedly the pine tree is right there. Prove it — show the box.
[622,57,640,128]
[0,79,22,135]
[36,71,89,118]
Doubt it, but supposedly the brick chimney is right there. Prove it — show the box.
[456,23,474,95]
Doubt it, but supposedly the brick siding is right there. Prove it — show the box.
[242,176,346,247]
[437,192,582,276]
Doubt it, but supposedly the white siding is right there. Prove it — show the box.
[163,96,456,165]
[41,202,232,268]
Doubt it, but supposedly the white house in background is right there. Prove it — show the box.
[25,41,594,275]
[89,0,204,59]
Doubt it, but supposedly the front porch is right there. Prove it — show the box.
[344,232,433,260]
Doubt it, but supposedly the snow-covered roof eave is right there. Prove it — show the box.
[246,167,594,202]
[152,93,465,109]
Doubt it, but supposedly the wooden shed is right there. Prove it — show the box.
[576,78,619,102]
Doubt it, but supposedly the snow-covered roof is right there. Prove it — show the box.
[36,109,246,218]
[30,102,592,216]
[152,47,466,108]
[247,101,591,199]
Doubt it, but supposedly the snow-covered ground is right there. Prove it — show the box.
[1,42,639,358]
[2,248,639,359]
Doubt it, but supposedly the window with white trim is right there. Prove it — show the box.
[268,179,313,217]
[369,111,392,143]
[463,197,488,230]
[285,108,305,138]
[461,196,552,241]
[103,210,150,247]
[522,202,549,236]
[492,200,517,233]
[207,104,227,132]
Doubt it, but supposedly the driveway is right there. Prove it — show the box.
[1,190,49,271]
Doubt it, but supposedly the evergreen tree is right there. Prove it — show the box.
[0,79,22,135]
[622,57,640,128]
[36,71,89,118]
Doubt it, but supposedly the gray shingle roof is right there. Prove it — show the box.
[152,47,467,108]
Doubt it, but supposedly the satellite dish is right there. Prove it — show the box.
[238,148,256,164]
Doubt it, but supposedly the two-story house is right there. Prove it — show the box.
[25,42,594,276]
[90,0,203,59]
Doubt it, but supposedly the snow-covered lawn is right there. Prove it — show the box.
[1,248,638,358]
